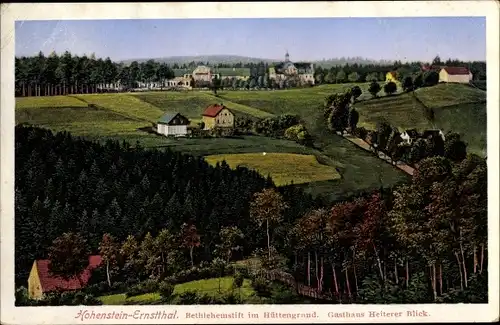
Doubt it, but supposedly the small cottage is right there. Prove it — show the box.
[28,255,102,299]
[157,112,190,137]
[202,104,234,130]
[439,67,473,84]
[385,72,398,83]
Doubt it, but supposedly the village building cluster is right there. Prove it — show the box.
[156,103,235,137]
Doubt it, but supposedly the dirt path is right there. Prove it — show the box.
[342,134,415,176]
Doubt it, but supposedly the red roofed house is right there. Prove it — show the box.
[28,255,102,299]
[201,103,234,130]
[439,67,473,84]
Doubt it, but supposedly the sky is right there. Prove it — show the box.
[15,17,486,62]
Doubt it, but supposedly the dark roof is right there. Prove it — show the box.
[173,69,192,77]
[215,68,251,77]
[442,67,471,75]
[158,112,189,125]
[203,104,230,117]
[35,255,102,293]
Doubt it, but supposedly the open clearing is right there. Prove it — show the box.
[72,94,166,122]
[134,91,273,120]
[16,95,88,109]
[415,83,486,108]
[204,153,341,186]
[98,277,255,305]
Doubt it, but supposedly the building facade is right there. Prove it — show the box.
[202,104,235,130]
[157,113,190,137]
[439,67,473,83]
[268,52,315,85]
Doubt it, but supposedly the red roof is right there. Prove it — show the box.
[202,104,227,117]
[35,255,102,293]
[442,67,470,75]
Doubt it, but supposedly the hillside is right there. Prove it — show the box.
[353,83,487,156]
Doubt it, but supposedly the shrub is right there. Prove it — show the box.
[232,272,244,290]
[251,276,272,298]
[158,281,175,302]
[126,279,159,298]
[178,291,200,305]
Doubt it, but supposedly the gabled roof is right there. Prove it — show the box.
[442,67,471,75]
[203,104,230,117]
[387,71,397,77]
[35,255,102,293]
[158,113,190,125]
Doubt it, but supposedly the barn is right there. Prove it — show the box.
[157,112,190,137]
[439,67,473,84]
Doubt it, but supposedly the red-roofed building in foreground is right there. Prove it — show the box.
[201,104,234,130]
[439,67,473,84]
[28,255,102,299]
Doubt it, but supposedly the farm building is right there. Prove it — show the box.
[439,67,473,83]
[157,113,190,137]
[28,255,102,299]
[202,104,234,130]
[385,71,398,83]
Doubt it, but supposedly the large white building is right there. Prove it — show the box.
[269,52,315,85]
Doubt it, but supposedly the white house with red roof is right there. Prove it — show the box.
[28,255,102,299]
[439,67,473,83]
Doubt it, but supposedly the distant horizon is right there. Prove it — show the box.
[15,17,486,62]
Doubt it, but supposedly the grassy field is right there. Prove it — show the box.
[71,94,166,122]
[15,95,88,109]
[99,277,255,305]
[353,83,487,156]
[415,83,486,108]
[134,91,273,120]
[204,153,341,186]
[354,93,432,130]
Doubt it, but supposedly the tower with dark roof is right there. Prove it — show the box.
[285,50,290,62]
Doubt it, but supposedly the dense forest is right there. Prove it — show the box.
[15,125,488,303]
[15,52,487,96]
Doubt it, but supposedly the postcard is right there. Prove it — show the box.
[1,1,499,324]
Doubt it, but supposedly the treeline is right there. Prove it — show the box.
[288,154,487,303]
[14,125,320,287]
[15,51,175,97]
[313,56,486,85]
